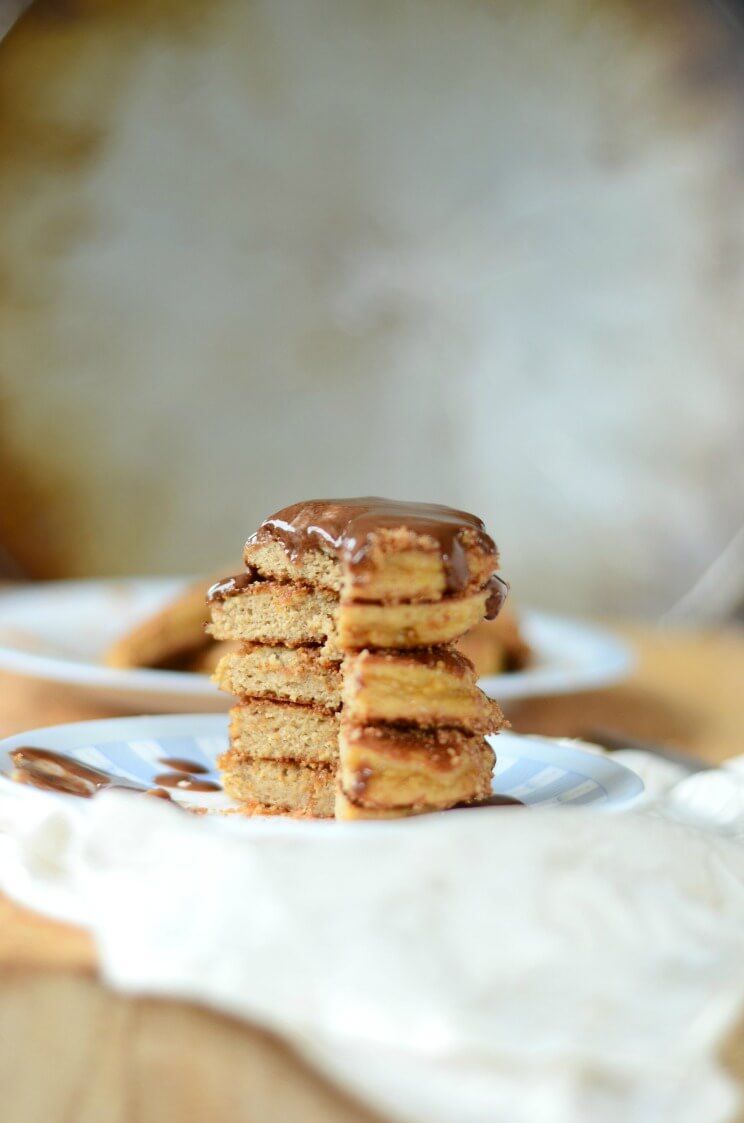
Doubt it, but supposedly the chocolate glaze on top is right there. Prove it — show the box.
[207,571,255,603]
[249,498,497,595]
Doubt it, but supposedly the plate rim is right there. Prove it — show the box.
[0,578,634,701]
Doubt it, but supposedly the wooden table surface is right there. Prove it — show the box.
[1,623,743,1122]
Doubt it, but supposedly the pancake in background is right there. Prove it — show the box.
[456,607,531,676]
[104,571,230,670]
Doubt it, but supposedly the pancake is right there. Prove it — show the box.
[208,579,340,649]
[457,607,531,675]
[105,577,215,669]
[337,724,495,813]
[244,498,499,604]
[221,757,335,818]
[213,644,342,709]
[227,699,339,765]
[209,574,494,650]
[336,587,492,649]
[244,531,496,603]
[342,646,504,732]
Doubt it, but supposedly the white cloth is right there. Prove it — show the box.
[1,750,744,1123]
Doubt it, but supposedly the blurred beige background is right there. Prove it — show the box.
[0,0,742,615]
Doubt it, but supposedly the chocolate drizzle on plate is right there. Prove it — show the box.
[471,793,525,807]
[157,756,209,774]
[10,746,157,799]
[448,793,525,810]
[249,498,497,595]
[8,747,221,800]
[152,771,221,792]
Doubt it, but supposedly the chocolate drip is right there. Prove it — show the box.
[207,571,255,602]
[158,756,209,774]
[469,793,524,807]
[484,574,509,620]
[152,772,221,792]
[250,498,496,595]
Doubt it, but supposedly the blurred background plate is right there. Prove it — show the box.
[0,579,225,712]
[0,579,633,712]
[481,611,633,700]
[0,714,644,813]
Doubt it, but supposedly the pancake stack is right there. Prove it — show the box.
[208,498,507,819]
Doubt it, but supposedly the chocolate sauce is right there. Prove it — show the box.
[152,772,221,792]
[9,747,219,800]
[484,574,509,621]
[10,747,146,798]
[468,794,524,808]
[158,756,209,774]
[249,498,497,595]
[207,571,255,603]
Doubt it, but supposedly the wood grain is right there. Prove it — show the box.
[509,624,744,764]
[0,623,742,1122]
[0,972,383,1123]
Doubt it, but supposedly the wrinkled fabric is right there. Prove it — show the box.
[1,751,743,1123]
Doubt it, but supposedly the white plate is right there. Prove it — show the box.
[0,714,644,813]
[0,579,633,711]
[481,612,633,700]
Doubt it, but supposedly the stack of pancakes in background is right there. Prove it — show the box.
[208,498,507,819]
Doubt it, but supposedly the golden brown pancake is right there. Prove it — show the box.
[337,724,495,812]
[209,574,493,651]
[105,578,213,669]
[457,606,531,675]
[342,647,504,733]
